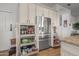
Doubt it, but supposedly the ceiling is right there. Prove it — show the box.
[41,3,79,17]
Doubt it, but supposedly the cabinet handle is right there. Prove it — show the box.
[10,24,12,31]
[27,20,28,24]
[29,20,30,24]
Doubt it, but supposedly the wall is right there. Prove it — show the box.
[0,3,19,38]
[0,3,18,51]
[53,4,72,40]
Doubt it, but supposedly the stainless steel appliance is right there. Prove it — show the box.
[36,16,51,50]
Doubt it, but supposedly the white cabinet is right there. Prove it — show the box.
[53,12,58,26]
[48,10,54,32]
[36,6,49,17]
[19,4,29,25]
[19,4,36,25]
[61,42,79,56]
[29,4,36,25]
[43,8,49,17]
[36,5,44,16]
[48,9,54,20]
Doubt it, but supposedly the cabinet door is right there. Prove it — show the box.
[19,4,29,25]
[29,4,36,25]
[36,5,43,16]
[43,8,49,17]
[48,9,55,26]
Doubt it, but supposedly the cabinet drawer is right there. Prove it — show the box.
[61,48,76,56]
[61,42,79,56]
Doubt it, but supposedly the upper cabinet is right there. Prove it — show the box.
[19,4,29,25]
[36,5,53,18]
[19,4,57,26]
[48,9,53,18]
[28,4,36,25]
[36,5,43,16]
[43,7,49,17]
[19,4,36,25]
[36,5,50,17]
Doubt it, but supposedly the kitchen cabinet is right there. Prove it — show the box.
[29,4,36,25]
[19,4,29,25]
[52,12,58,26]
[43,7,49,17]
[36,5,52,17]
[48,9,54,22]
[36,6,50,17]
[19,4,36,25]
[36,5,44,16]
[48,10,56,30]
[61,41,79,56]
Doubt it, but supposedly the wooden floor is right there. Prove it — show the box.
[37,47,60,56]
[0,47,60,56]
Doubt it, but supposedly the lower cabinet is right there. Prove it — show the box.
[61,42,79,56]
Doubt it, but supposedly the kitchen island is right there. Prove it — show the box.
[61,35,79,56]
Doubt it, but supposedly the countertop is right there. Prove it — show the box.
[62,35,79,47]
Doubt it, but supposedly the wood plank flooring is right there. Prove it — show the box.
[37,47,60,56]
[0,47,60,56]
[0,50,9,56]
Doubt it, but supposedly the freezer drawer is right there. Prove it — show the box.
[39,40,50,50]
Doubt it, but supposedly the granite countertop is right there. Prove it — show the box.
[62,35,79,46]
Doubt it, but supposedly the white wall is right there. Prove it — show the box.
[0,3,18,13]
[0,3,18,38]
[0,3,18,51]
[53,4,72,40]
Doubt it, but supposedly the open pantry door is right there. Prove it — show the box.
[0,12,16,51]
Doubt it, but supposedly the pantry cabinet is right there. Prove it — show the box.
[43,7,49,17]
[19,4,29,25]
[36,6,49,17]
[36,5,44,16]
[29,4,36,25]
[19,4,36,25]
[48,10,52,17]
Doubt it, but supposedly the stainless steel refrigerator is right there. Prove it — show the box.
[36,16,51,50]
